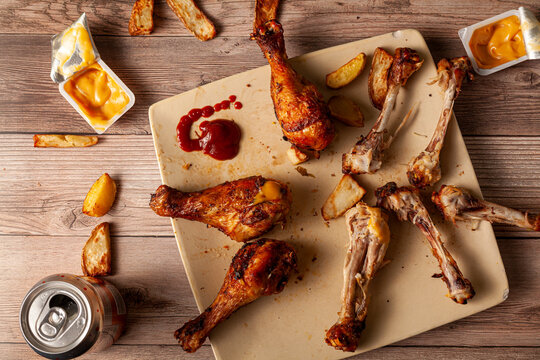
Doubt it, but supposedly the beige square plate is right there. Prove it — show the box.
[149,29,508,360]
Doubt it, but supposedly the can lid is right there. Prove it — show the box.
[20,276,94,356]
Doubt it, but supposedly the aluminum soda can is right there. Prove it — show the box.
[19,274,126,359]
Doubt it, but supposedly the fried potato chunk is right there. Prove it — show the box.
[83,173,117,217]
[287,145,309,165]
[368,47,394,110]
[327,95,364,127]
[166,0,216,41]
[322,175,366,220]
[129,0,154,36]
[33,134,98,148]
[326,52,366,89]
[82,222,112,277]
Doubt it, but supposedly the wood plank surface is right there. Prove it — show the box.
[2,344,539,360]
[1,135,537,238]
[1,236,539,349]
[1,0,539,359]
[0,34,538,135]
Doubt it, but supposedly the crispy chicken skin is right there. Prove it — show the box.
[376,182,475,304]
[342,48,423,174]
[149,176,292,242]
[325,203,390,352]
[251,20,335,152]
[175,238,297,352]
[432,185,540,231]
[407,57,473,188]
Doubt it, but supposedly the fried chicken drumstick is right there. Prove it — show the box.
[251,20,335,152]
[342,48,423,174]
[432,185,540,231]
[149,176,291,242]
[407,57,473,188]
[376,182,475,304]
[325,203,390,352]
[175,238,297,352]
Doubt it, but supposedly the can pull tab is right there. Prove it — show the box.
[38,307,67,339]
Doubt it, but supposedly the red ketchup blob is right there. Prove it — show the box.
[176,95,243,161]
[177,118,241,160]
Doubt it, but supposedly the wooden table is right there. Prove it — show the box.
[1,1,539,359]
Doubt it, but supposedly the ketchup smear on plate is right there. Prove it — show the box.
[176,95,243,161]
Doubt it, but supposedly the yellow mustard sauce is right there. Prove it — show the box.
[56,22,97,77]
[253,181,282,205]
[367,207,390,241]
[469,15,527,69]
[63,63,129,127]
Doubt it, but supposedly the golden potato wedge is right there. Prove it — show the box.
[368,47,394,110]
[33,134,98,148]
[83,173,117,217]
[328,95,364,127]
[321,174,366,220]
[326,52,366,89]
[82,222,111,277]
[166,0,216,41]
[129,0,154,36]
[287,145,309,165]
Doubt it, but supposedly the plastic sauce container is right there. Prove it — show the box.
[59,60,134,134]
[459,7,540,75]
[51,14,135,134]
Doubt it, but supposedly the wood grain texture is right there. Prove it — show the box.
[0,35,538,136]
[0,134,538,238]
[1,0,539,358]
[2,344,538,360]
[1,236,538,350]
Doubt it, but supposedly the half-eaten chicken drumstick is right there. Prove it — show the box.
[175,238,297,352]
[342,48,423,174]
[432,185,540,231]
[149,176,292,242]
[376,182,475,304]
[251,20,335,153]
[325,202,390,352]
[407,57,473,188]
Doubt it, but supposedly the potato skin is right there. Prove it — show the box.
[368,47,394,110]
[82,222,112,277]
[83,173,117,217]
[326,52,366,89]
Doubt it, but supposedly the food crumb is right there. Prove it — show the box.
[311,189,318,193]
[413,132,428,138]
[432,273,443,278]
[182,162,192,170]
[295,166,315,178]
[223,245,230,250]
[296,274,304,281]
[429,94,432,97]
[246,84,251,87]
[459,171,465,176]
[312,256,317,262]
[300,228,304,231]
[330,173,336,177]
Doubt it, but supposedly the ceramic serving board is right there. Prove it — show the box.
[149,29,508,360]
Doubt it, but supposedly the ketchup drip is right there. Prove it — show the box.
[176,95,243,161]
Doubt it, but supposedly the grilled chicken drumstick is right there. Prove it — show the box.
[251,20,335,152]
[342,48,423,174]
[325,203,390,352]
[376,182,475,304]
[407,57,473,188]
[150,176,292,242]
[175,238,297,352]
[432,185,540,231]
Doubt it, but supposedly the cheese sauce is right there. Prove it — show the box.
[55,22,97,77]
[63,63,130,128]
[253,181,283,205]
[469,15,526,69]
